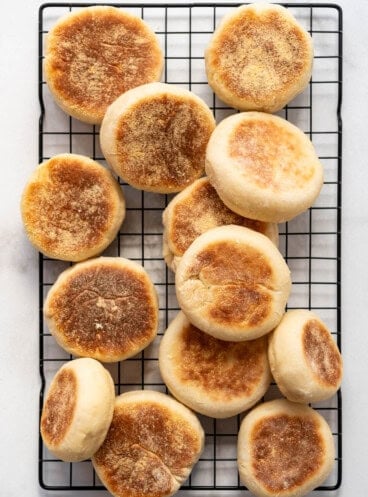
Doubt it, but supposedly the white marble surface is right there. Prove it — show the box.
[0,0,367,496]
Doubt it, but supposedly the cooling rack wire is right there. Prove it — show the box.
[38,2,342,492]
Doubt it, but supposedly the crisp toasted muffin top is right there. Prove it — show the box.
[45,6,163,123]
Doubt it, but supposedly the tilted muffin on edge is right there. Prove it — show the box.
[268,309,343,403]
[41,358,115,462]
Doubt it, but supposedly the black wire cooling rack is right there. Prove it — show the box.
[38,2,343,493]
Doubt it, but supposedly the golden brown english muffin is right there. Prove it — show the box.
[175,225,291,342]
[100,82,216,193]
[268,310,343,403]
[237,399,335,497]
[21,154,125,261]
[44,257,158,362]
[44,6,163,124]
[162,177,279,272]
[159,312,271,418]
[40,358,115,462]
[205,3,313,112]
[206,112,324,223]
[92,390,204,497]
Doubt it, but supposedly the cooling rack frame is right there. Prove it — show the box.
[38,2,343,492]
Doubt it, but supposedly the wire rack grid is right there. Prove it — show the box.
[38,2,342,494]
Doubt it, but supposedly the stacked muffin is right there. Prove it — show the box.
[21,4,342,497]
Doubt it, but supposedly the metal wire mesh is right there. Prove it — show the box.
[38,2,342,492]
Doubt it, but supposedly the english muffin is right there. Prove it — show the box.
[92,390,204,497]
[268,310,343,403]
[100,82,216,193]
[206,112,324,223]
[159,312,271,418]
[40,358,115,462]
[21,154,125,261]
[162,177,278,272]
[205,3,313,112]
[44,6,163,124]
[175,225,291,342]
[238,399,335,497]
[44,257,158,362]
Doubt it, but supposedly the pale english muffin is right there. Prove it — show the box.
[40,358,115,462]
[238,399,335,497]
[175,225,291,342]
[159,312,271,418]
[44,6,163,124]
[206,112,324,223]
[268,310,343,403]
[162,177,279,272]
[21,154,125,261]
[44,257,158,362]
[92,390,204,497]
[100,82,216,193]
[205,3,313,112]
